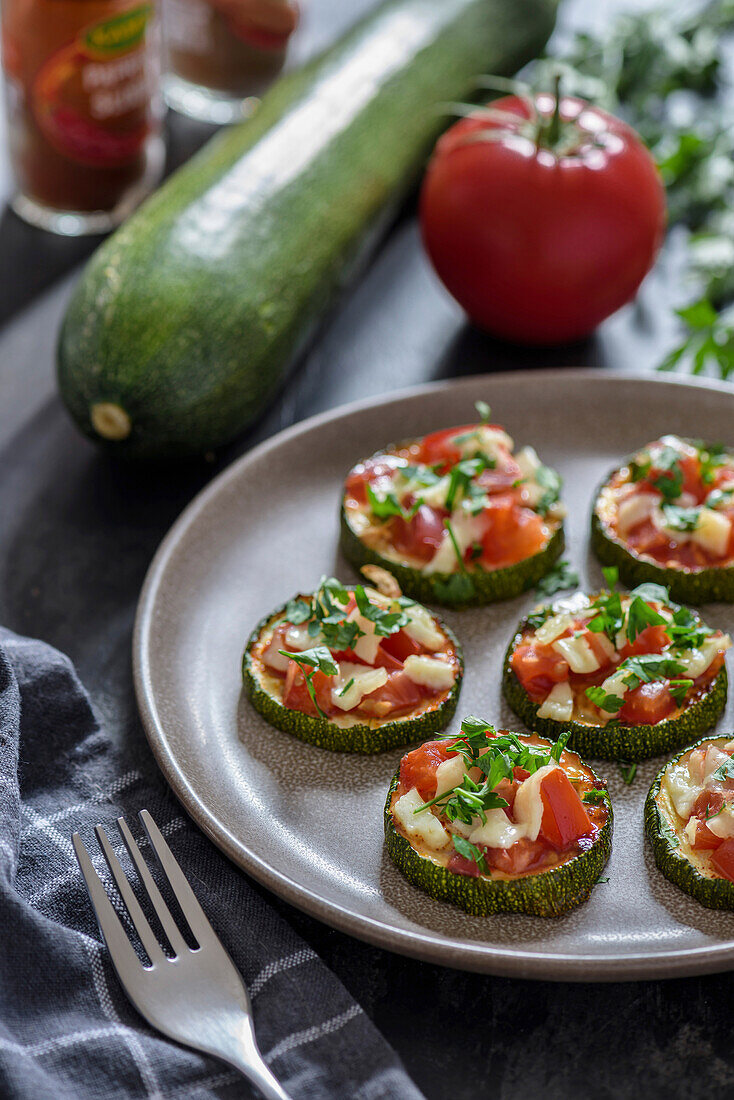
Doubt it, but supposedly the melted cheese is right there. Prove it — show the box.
[692,507,731,557]
[706,806,734,839]
[552,634,600,674]
[423,510,485,575]
[513,763,557,842]
[393,788,449,850]
[537,681,573,721]
[617,492,656,535]
[330,662,387,711]
[535,611,578,646]
[435,754,466,797]
[678,634,730,679]
[402,602,444,651]
[403,655,455,691]
[469,809,526,850]
[663,762,701,819]
[347,607,381,664]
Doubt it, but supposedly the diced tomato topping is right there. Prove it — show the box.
[690,820,722,851]
[417,425,475,468]
[618,624,671,659]
[510,642,570,701]
[399,740,454,800]
[711,838,734,882]
[692,789,725,821]
[282,663,335,717]
[618,681,676,725]
[344,456,405,505]
[538,769,594,848]
[476,456,522,494]
[374,670,423,712]
[485,837,550,876]
[447,851,481,877]
[480,494,547,567]
[372,646,403,671]
[380,629,423,663]
[391,504,446,563]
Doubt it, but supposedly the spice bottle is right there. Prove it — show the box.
[162,0,298,123]
[1,0,164,234]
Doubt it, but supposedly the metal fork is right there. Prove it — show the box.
[72,809,291,1100]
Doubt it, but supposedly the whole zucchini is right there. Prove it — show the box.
[57,0,557,459]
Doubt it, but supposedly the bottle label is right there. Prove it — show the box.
[32,3,158,167]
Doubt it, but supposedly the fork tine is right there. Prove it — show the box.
[95,825,165,965]
[72,832,143,973]
[117,816,189,957]
[138,810,216,946]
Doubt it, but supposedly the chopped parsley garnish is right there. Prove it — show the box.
[535,464,562,516]
[284,598,311,623]
[625,593,667,642]
[452,835,488,873]
[414,717,570,828]
[278,645,338,719]
[353,585,409,636]
[585,686,625,713]
[712,756,734,783]
[475,400,491,423]
[661,503,700,532]
[697,442,727,485]
[535,559,579,597]
[366,483,418,521]
[668,678,694,705]
[583,789,608,805]
[706,802,727,822]
[338,677,355,697]
[445,456,490,511]
[619,761,638,785]
[432,573,476,604]
[706,487,734,510]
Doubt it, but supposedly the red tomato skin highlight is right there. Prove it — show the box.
[711,838,734,883]
[420,94,666,345]
[538,768,594,848]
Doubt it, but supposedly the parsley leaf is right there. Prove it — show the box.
[661,503,700,532]
[353,585,409,636]
[668,678,694,705]
[366,483,418,521]
[625,594,667,642]
[583,789,608,805]
[535,464,562,516]
[535,559,579,597]
[619,761,638,785]
[585,685,625,714]
[284,598,312,624]
[712,756,734,783]
[278,645,338,719]
[452,835,488,873]
[432,573,476,604]
[475,400,491,424]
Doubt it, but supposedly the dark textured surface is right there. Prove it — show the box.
[0,0,733,1097]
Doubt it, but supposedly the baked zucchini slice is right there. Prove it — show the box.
[645,735,734,909]
[384,718,612,917]
[591,435,734,604]
[340,408,565,607]
[243,574,463,752]
[503,580,729,762]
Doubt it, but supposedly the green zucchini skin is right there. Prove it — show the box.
[340,503,565,608]
[384,770,613,917]
[645,736,734,910]
[591,461,734,604]
[502,616,728,762]
[57,0,557,460]
[242,601,464,753]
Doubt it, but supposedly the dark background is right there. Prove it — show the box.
[1,1,731,1096]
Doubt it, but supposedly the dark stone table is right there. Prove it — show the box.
[0,1,731,1096]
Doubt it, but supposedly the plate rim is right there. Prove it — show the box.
[133,368,734,982]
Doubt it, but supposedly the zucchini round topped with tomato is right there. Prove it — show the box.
[591,435,734,603]
[503,572,730,762]
[243,573,463,752]
[645,736,734,910]
[340,404,565,607]
[385,718,612,917]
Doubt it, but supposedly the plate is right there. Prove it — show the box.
[134,370,734,980]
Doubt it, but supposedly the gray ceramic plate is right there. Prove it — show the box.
[134,370,734,981]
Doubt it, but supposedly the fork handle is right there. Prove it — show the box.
[211,1020,292,1100]
[224,1052,292,1100]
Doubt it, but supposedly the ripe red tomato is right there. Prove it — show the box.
[420,91,666,344]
